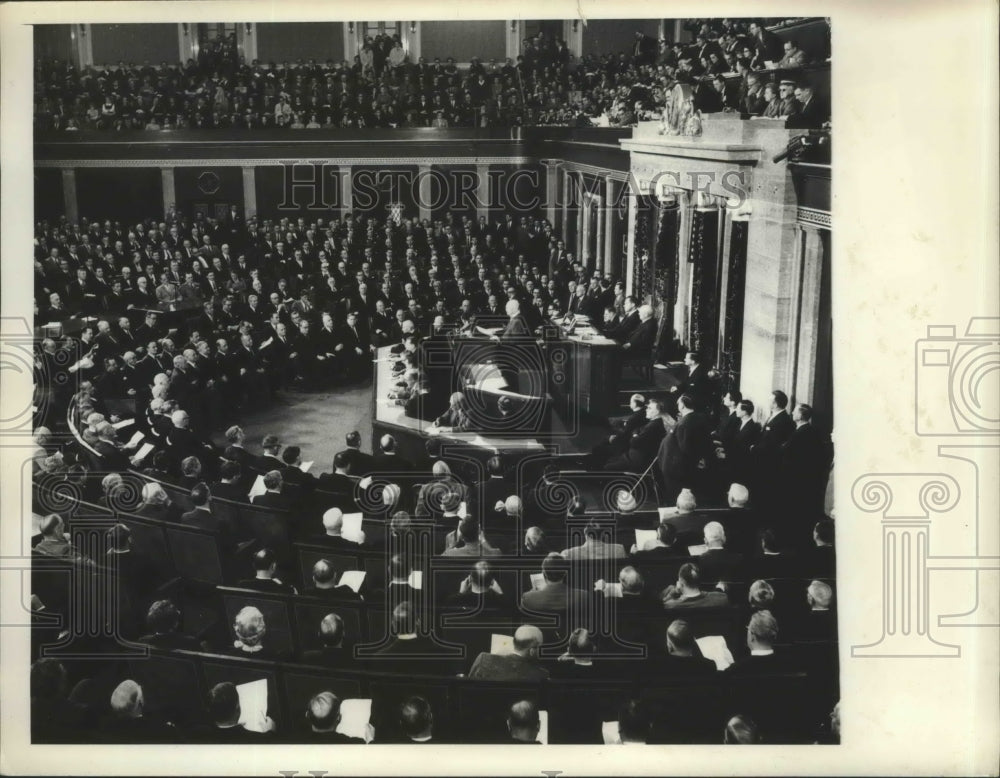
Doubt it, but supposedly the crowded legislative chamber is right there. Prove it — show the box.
[27,18,836,745]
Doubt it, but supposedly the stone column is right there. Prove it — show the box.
[160,167,176,221]
[75,25,93,69]
[237,23,257,62]
[339,164,353,217]
[604,176,617,274]
[576,173,586,266]
[417,164,433,223]
[542,159,561,227]
[563,19,583,59]
[403,22,421,61]
[624,189,637,297]
[61,169,78,224]
[241,166,256,221]
[177,23,196,64]
[793,224,826,404]
[561,168,571,245]
[475,163,491,222]
[505,21,523,61]
[673,189,692,344]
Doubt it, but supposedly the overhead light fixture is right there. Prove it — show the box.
[510,20,517,32]
[245,23,253,35]
[410,21,416,33]
[348,21,354,34]
[572,20,579,32]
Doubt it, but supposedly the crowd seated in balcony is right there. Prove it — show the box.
[34,18,830,132]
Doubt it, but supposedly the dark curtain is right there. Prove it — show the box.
[631,196,655,302]
[688,207,721,365]
[653,202,680,362]
[718,218,749,392]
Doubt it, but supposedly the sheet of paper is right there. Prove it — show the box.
[299,460,313,473]
[335,698,372,742]
[358,476,373,490]
[111,418,134,430]
[341,512,363,539]
[408,570,423,590]
[696,635,734,671]
[248,474,266,500]
[337,570,366,593]
[602,720,621,745]
[537,710,549,745]
[658,507,675,520]
[124,430,144,448]
[235,678,269,732]
[529,573,545,591]
[635,529,658,550]
[490,633,514,655]
[134,442,155,462]
[687,544,708,556]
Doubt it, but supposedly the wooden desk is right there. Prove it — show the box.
[550,327,620,418]
[371,346,546,468]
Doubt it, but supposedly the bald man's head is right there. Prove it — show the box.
[512,624,543,657]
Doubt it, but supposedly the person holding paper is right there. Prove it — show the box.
[335,431,377,479]
[468,625,549,682]
[725,610,790,676]
[520,553,591,619]
[279,445,318,492]
[313,508,367,548]
[300,559,363,603]
[302,692,367,743]
[202,682,276,741]
[694,521,745,585]
[442,517,502,557]
[648,619,717,677]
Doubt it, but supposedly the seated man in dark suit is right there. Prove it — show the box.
[251,470,295,511]
[694,521,745,585]
[752,528,800,579]
[299,613,359,667]
[520,553,591,623]
[210,460,249,503]
[180,482,237,554]
[395,696,437,744]
[604,397,669,473]
[317,451,357,495]
[506,699,542,744]
[802,519,836,580]
[300,558,363,602]
[650,618,717,676]
[661,562,731,610]
[593,393,648,461]
[136,599,205,651]
[302,692,367,743]
[237,547,297,594]
[280,445,318,493]
[792,580,836,643]
[468,624,549,682]
[337,431,377,477]
[373,434,414,474]
[312,507,367,548]
[366,602,461,675]
[100,680,178,743]
[725,610,792,675]
[620,304,656,359]
[202,681,276,740]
